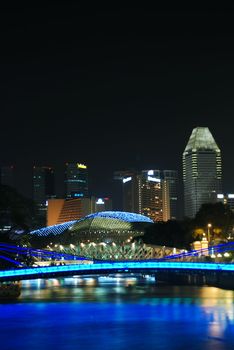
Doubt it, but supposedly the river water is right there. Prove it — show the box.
[0,275,234,350]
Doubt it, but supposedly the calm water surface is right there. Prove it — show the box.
[0,275,234,350]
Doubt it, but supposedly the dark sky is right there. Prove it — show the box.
[1,3,234,198]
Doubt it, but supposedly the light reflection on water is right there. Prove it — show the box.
[0,276,234,350]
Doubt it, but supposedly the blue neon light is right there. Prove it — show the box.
[85,211,154,223]
[0,261,234,280]
[28,211,153,237]
[29,220,77,237]
[0,255,24,266]
[161,242,234,261]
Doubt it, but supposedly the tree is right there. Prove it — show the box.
[0,185,38,243]
[192,202,234,242]
[140,220,193,249]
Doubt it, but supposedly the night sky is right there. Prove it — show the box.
[1,3,234,199]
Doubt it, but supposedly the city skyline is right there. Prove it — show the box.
[1,6,234,349]
[1,4,234,197]
[0,125,229,199]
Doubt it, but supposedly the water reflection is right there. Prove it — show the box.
[0,276,234,350]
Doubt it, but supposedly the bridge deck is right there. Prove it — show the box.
[0,261,234,281]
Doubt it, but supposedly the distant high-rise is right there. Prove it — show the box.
[114,170,139,213]
[0,165,15,188]
[139,170,163,222]
[65,163,88,199]
[114,169,179,222]
[162,170,179,221]
[33,166,55,206]
[183,127,222,218]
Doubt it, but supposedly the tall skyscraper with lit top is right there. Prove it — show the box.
[183,127,222,218]
[65,163,89,199]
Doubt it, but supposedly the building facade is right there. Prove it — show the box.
[32,166,55,206]
[47,198,91,226]
[65,163,88,199]
[183,127,222,218]
[47,196,112,226]
[114,169,179,222]
[217,194,234,212]
[139,170,163,221]
[91,197,112,213]
[162,170,179,221]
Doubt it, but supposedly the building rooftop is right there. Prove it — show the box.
[184,127,220,154]
[29,211,153,238]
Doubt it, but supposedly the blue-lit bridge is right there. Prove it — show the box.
[1,242,234,288]
[0,259,234,281]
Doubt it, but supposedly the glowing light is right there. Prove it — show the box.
[217,194,224,199]
[123,177,132,183]
[30,220,77,237]
[96,198,105,204]
[73,193,84,197]
[85,211,153,223]
[147,176,161,182]
[1,261,234,281]
[77,163,87,169]
[147,170,154,175]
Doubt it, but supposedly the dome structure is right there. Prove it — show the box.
[30,211,153,244]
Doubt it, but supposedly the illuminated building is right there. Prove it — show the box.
[31,211,153,244]
[183,127,222,218]
[47,197,112,226]
[114,170,139,213]
[32,166,55,206]
[191,238,208,253]
[0,165,15,188]
[217,193,234,212]
[140,170,163,221]
[47,198,91,226]
[114,169,179,222]
[91,197,112,213]
[65,163,88,198]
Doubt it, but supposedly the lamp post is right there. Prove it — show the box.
[207,223,212,245]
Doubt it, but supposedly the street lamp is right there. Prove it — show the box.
[207,223,212,244]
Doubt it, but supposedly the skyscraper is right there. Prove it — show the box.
[139,170,163,222]
[33,166,55,206]
[65,163,89,198]
[114,170,139,213]
[183,127,222,218]
[162,170,179,221]
[114,169,179,222]
[0,165,15,188]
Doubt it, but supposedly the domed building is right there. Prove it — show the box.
[30,211,153,244]
[30,212,183,261]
